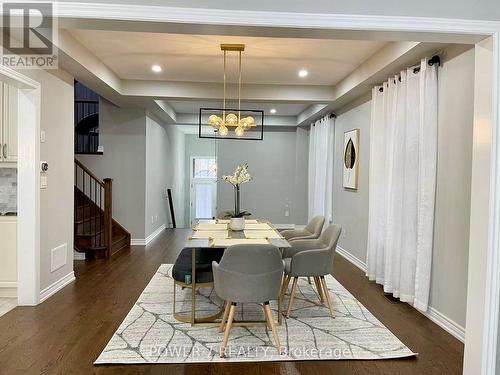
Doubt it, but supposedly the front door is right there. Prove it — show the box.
[190,157,217,227]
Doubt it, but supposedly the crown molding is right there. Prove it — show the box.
[55,2,500,35]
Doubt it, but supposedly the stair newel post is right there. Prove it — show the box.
[103,178,113,259]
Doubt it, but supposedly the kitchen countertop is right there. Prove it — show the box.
[0,215,17,222]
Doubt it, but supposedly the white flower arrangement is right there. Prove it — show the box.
[221,164,252,218]
[222,164,252,187]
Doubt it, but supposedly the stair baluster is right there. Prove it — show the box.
[74,159,129,259]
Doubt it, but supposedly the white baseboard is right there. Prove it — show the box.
[130,238,145,246]
[39,271,75,303]
[336,245,367,272]
[420,306,465,342]
[335,245,465,343]
[0,282,17,298]
[73,251,86,261]
[131,224,166,246]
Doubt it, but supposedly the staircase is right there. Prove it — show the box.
[74,159,130,259]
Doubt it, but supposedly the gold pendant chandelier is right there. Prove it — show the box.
[207,44,256,137]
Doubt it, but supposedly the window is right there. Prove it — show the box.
[74,81,100,154]
[192,158,217,179]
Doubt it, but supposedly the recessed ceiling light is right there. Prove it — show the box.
[270,108,277,114]
[298,69,308,78]
[151,64,162,73]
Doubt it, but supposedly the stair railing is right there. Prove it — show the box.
[74,158,113,258]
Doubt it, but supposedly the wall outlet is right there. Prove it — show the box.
[151,216,154,224]
[51,243,67,272]
[40,130,46,143]
[284,210,290,217]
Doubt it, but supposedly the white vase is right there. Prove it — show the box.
[230,217,245,231]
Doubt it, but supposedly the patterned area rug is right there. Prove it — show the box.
[95,264,415,364]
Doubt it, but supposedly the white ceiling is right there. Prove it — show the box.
[167,100,310,115]
[68,30,386,86]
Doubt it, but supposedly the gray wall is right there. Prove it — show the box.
[145,116,170,237]
[333,100,371,263]
[61,0,500,21]
[77,99,147,238]
[25,68,75,290]
[78,104,186,239]
[430,44,474,326]
[293,128,309,225]
[183,131,308,226]
[333,45,475,328]
[217,130,308,225]
[165,124,186,230]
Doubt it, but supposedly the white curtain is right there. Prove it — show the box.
[308,116,335,223]
[366,58,438,312]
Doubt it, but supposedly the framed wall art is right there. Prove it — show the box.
[343,129,359,190]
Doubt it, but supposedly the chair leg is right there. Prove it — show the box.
[263,302,282,354]
[173,281,176,314]
[219,301,231,332]
[286,277,298,318]
[280,275,291,304]
[220,303,237,357]
[279,274,291,324]
[280,274,289,296]
[307,277,312,284]
[320,276,335,318]
[313,277,324,303]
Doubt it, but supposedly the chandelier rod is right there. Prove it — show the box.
[238,50,242,122]
[223,49,227,120]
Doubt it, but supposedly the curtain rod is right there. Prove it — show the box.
[311,113,336,126]
[378,55,441,92]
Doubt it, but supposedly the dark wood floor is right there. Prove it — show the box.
[0,229,464,374]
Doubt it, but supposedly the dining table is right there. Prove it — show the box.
[179,219,291,326]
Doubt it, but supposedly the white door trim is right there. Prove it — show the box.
[481,33,500,375]
[0,66,41,306]
[20,3,500,372]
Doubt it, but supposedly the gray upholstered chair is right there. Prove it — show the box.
[280,216,325,242]
[212,244,283,357]
[281,224,342,319]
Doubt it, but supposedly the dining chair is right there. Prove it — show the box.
[172,247,224,323]
[280,224,342,319]
[281,215,325,285]
[280,215,325,241]
[212,244,284,357]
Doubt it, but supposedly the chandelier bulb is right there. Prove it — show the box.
[226,113,238,125]
[219,125,229,136]
[235,126,245,137]
[246,116,255,127]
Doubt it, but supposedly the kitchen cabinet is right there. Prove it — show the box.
[0,83,18,166]
[0,216,17,297]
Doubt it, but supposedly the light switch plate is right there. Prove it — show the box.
[41,174,48,189]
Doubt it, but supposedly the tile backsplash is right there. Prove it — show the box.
[0,168,17,213]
